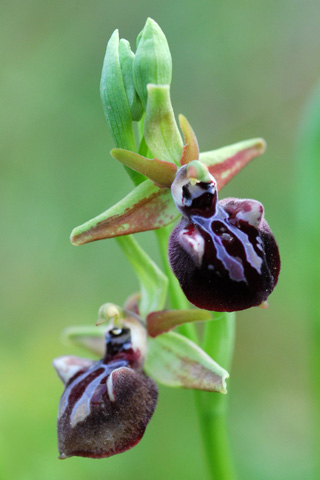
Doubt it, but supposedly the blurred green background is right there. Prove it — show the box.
[1,1,319,479]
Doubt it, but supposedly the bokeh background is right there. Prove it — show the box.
[1,1,319,479]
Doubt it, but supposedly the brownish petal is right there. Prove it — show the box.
[146,309,211,337]
[123,292,141,315]
[111,148,177,188]
[179,114,200,165]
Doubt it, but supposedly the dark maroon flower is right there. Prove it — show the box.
[168,163,280,312]
[53,320,158,459]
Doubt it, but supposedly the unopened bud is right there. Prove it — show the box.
[133,18,172,108]
[119,39,143,121]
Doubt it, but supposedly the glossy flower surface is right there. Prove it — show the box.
[53,319,158,459]
[168,164,280,312]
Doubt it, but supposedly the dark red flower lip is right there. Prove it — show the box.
[168,165,280,312]
[53,323,158,459]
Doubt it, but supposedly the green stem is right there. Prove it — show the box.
[156,224,236,479]
[116,235,168,317]
[194,312,237,480]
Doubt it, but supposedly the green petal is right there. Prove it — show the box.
[144,84,183,166]
[200,138,266,190]
[146,309,212,337]
[70,179,179,246]
[111,148,177,187]
[145,331,229,393]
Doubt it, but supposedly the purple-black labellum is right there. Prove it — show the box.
[169,164,280,312]
[53,321,158,459]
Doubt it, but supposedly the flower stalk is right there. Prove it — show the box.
[101,18,239,473]
[55,18,280,479]
[195,313,236,480]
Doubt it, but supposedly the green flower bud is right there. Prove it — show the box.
[119,39,143,122]
[133,18,172,108]
[100,30,135,150]
[100,30,144,184]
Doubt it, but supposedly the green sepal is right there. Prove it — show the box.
[111,148,177,187]
[116,235,168,317]
[62,326,105,357]
[70,179,179,246]
[179,114,200,165]
[144,84,183,165]
[145,331,229,393]
[133,18,172,108]
[100,30,144,185]
[118,39,144,122]
[200,138,266,190]
[146,309,212,337]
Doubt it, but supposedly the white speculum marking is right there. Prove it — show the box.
[180,228,205,267]
[235,202,263,227]
[59,357,130,428]
[107,372,116,402]
[70,370,107,428]
[59,367,94,420]
[193,214,263,281]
